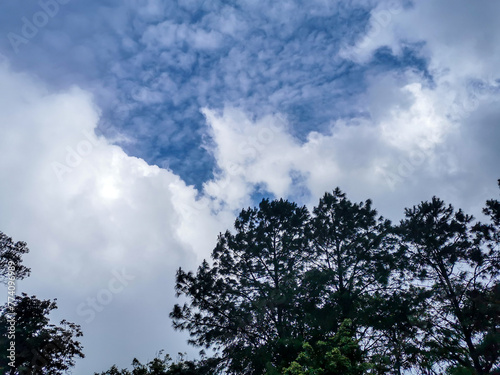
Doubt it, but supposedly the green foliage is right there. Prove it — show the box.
[171,198,311,373]
[362,286,433,374]
[0,231,84,375]
[102,180,500,375]
[282,320,370,375]
[446,364,478,375]
[0,231,30,283]
[398,192,500,374]
[95,352,222,375]
[170,191,399,374]
[307,188,395,338]
[0,293,84,375]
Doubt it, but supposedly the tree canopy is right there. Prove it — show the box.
[171,198,311,373]
[94,352,222,375]
[0,293,84,374]
[168,184,500,375]
[0,231,30,283]
[0,231,84,375]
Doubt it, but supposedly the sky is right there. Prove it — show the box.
[0,0,499,373]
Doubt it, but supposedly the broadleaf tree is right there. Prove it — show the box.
[0,293,85,375]
[0,231,85,375]
[0,231,30,283]
[94,352,222,375]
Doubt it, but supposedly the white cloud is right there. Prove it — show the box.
[339,0,405,64]
[1,2,500,374]
[141,20,223,50]
[341,0,500,83]
[0,61,233,374]
[202,66,499,221]
[202,107,297,208]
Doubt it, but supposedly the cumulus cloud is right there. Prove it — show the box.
[0,62,233,374]
[1,1,500,374]
[334,0,500,215]
[342,0,500,82]
[202,66,500,221]
[0,0,378,186]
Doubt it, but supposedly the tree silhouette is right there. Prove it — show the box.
[0,294,84,375]
[171,198,311,374]
[398,196,500,374]
[97,181,500,375]
[95,353,222,375]
[0,231,84,375]
[282,320,369,375]
[0,232,30,283]
[306,188,394,338]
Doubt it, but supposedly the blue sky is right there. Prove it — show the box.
[1,0,423,187]
[0,0,499,374]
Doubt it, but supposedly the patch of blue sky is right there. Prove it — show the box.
[288,170,312,204]
[0,0,430,190]
[108,5,428,188]
[249,183,275,206]
[370,43,431,82]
